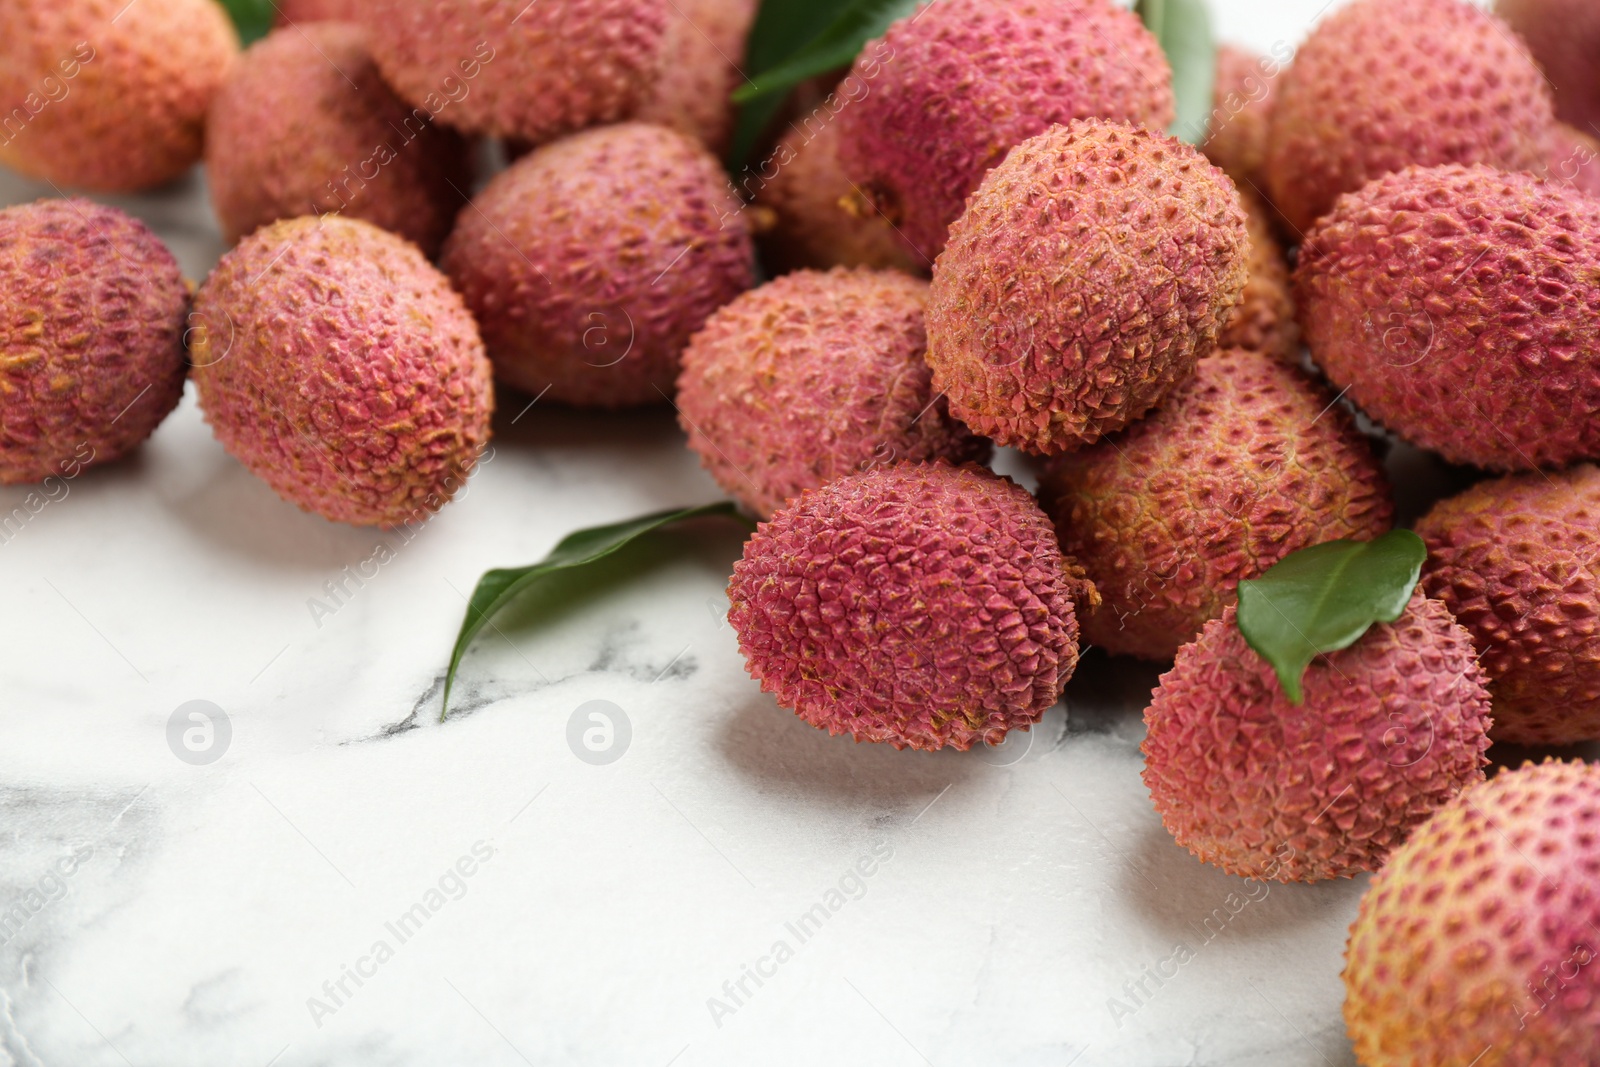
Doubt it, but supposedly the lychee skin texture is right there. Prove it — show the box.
[359,0,667,143]
[677,269,988,519]
[1297,164,1600,471]
[1415,466,1600,746]
[1499,0,1600,133]
[1203,44,1281,189]
[1265,0,1552,234]
[753,120,926,277]
[191,217,494,529]
[275,0,367,20]
[837,0,1174,260]
[1344,760,1600,1067]
[442,123,754,408]
[1540,122,1600,199]
[728,464,1097,752]
[0,0,238,191]
[0,200,187,485]
[1143,595,1492,883]
[206,25,471,255]
[1223,186,1299,362]
[636,0,755,154]
[1039,350,1393,661]
[927,121,1249,456]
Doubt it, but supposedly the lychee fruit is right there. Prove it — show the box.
[442,122,754,408]
[926,120,1249,456]
[1344,759,1600,1067]
[358,0,667,143]
[728,463,1099,751]
[836,0,1174,260]
[1415,465,1600,746]
[636,0,755,154]
[276,0,367,20]
[1038,350,1393,661]
[1499,0,1600,134]
[0,0,238,191]
[190,216,493,528]
[1296,163,1600,471]
[206,24,471,255]
[0,200,188,485]
[1265,0,1552,234]
[1202,44,1283,189]
[1143,593,1493,883]
[676,268,988,519]
[753,119,926,277]
[1541,121,1600,198]
[1222,187,1299,362]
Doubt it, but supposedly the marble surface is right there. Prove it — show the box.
[0,2,1506,1064]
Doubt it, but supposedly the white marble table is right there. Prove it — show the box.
[0,3,1511,1063]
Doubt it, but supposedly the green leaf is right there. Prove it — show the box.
[744,0,859,74]
[440,502,752,720]
[1136,0,1217,145]
[731,0,919,105]
[1235,531,1428,705]
[219,0,275,45]
[727,0,919,168]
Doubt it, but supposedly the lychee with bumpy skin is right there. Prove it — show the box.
[836,0,1174,260]
[1499,0,1600,133]
[1143,593,1492,883]
[1296,164,1600,471]
[1415,466,1600,746]
[1039,350,1392,661]
[1541,122,1600,198]
[927,120,1249,455]
[442,123,754,408]
[276,0,367,20]
[206,24,471,255]
[677,269,988,519]
[1222,187,1299,362]
[1203,44,1282,189]
[1265,0,1552,234]
[0,0,238,191]
[1344,759,1600,1067]
[190,217,494,528]
[0,200,188,484]
[636,0,755,154]
[729,463,1098,751]
[753,120,926,277]
[359,0,667,143]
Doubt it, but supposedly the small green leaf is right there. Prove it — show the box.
[743,0,859,75]
[727,0,919,168]
[219,0,275,45]
[440,502,751,720]
[1236,531,1428,705]
[730,0,918,105]
[1136,0,1217,145]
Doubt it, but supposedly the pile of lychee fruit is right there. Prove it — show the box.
[4,0,1600,1060]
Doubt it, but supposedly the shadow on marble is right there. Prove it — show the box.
[163,449,387,569]
[1062,648,1163,739]
[488,391,686,453]
[0,438,158,507]
[716,695,975,817]
[1119,821,1363,948]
